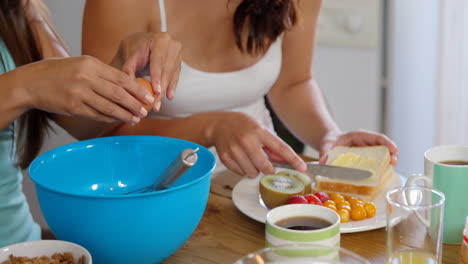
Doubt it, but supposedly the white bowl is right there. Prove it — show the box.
[0,240,92,263]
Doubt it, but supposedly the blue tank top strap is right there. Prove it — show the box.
[0,39,16,73]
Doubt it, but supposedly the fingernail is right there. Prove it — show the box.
[132,116,141,124]
[155,101,161,111]
[139,107,148,117]
[144,94,155,105]
[299,162,307,171]
[167,91,174,100]
[157,84,162,95]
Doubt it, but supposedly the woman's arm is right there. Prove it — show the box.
[82,0,187,140]
[268,0,338,148]
[11,0,156,139]
[83,0,181,102]
[268,0,398,164]
[23,0,182,140]
[0,71,32,129]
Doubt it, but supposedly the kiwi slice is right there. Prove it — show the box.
[259,175,305,209]
[276,168,312,194]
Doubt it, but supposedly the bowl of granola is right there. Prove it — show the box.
[0,240,91,264]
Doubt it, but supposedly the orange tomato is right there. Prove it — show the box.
[364,202,377,218]
[330,193,345,204]
[324,203,337,212]
[347,196,359,204]
[135,77,157,111]
[350,199,365,209]
[350,205,367,221]
[338,209,350,223]
[323,200,336,207]
[336,201,351,212]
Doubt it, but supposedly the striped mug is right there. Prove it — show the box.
[266,204,340,256]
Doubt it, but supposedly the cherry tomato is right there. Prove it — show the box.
[350,205,367,221]
[314,192,331,203]
[324,203,337,212]
[336,201,351,212]
[304,194,323,206]
[347,196,359,204]
[286,195,308,205]
[323,200,336,207]
[338,209,350,223]
[364,202,377,218]
[350,199,365,209]
[330,193,345,204]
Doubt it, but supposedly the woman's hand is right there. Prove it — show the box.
[18,56,154,124]
[111,32,182,111]
[318,130,399,165]
[210,112,307,178]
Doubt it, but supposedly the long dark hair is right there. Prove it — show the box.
[0,0,52,169]
[233,0,298,54]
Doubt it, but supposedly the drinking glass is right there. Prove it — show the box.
[386,186,445,264]
[234,244,370,264]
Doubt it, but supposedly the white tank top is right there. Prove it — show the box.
[151,0,283,176]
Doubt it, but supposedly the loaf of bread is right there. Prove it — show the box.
[314,146,394,201]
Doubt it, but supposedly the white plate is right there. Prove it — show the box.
[232,172,404,233]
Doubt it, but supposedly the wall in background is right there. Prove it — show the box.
[304,0,384,158]
[44,0,85,56]
[386,0,439,176]
[436,0,468,145]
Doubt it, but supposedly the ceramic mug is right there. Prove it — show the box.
[266,204,340,248]
[406,145,468,244]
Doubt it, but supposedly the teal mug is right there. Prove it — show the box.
[407,145,468,244]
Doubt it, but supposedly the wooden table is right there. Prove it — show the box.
[42,178,462,263]
[164,176,462,264]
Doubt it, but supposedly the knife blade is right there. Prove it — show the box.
[305,162,372,181]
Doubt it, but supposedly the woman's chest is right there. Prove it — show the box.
[149,0,262,73]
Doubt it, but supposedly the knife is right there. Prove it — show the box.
[272,161,372,181]
[305,162,372,181]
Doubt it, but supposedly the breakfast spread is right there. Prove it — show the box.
[284,192,376,223]
[1,253,85,264]
[258,146,392,223]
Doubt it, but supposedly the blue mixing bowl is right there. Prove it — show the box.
[29,136,216,264]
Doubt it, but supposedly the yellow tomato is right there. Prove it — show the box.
[330,193,345,204]
[323,200,336,207]
[336,201,351,212]
[350,205,367,221]
[347,196,359,205]
[350,199,365,209]
[324,204,337,212]
[338,209,350,223]
[364,202,377,218]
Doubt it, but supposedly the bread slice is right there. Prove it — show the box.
[313,146,394,201]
